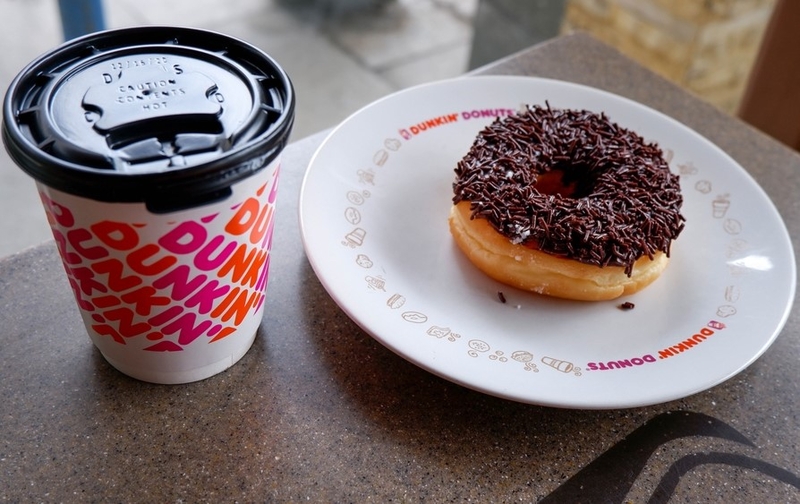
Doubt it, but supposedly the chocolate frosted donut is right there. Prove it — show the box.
[452,104,685,276]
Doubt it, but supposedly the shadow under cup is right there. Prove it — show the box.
[2,26,295,384]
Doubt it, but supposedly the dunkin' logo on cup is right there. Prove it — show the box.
[40,169,279,352]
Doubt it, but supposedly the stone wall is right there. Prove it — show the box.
[561,0,777,113]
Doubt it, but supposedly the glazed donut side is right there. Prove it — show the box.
[449,202,668,301]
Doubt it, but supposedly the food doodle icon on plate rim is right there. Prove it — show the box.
[679,153,743,331]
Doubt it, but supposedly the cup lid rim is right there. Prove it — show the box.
[2,26,295,203]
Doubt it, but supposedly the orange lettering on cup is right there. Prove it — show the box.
[225,197,260,235]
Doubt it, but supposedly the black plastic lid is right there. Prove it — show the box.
[2,26,294,207]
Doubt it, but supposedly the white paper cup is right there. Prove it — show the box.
[3,27,294,383]
[37,159,280,383]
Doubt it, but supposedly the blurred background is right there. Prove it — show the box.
[0,0,784,258]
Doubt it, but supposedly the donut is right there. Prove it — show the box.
[449,103,685,301]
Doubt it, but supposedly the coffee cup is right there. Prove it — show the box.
[2,26,294,384]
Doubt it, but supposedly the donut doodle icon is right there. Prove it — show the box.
[725,238,749,258]
[511,350,539,372]
[355,254,373,268]
[723,219,742,235]
[384,138,402,151]
[357,169,376,185]
[716,305,737,318]
[401,311,427,323]
[344,207,361,225]
[467,339,490,357]
[346,190,369,205]
[663,148,674,164]
[695,180,712,194]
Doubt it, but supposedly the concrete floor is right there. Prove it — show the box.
[0,0,478,258]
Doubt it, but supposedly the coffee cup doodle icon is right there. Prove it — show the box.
[2,27,294,384]
[712,194,731,218]
[541,356,577,374]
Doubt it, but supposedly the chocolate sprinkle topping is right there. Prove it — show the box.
[452,104,685,276]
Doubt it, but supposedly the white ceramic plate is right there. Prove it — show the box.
[298,76,796,409]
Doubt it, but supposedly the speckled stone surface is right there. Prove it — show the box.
[1,33,798,503]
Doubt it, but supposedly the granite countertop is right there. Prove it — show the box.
[1,33,798,502]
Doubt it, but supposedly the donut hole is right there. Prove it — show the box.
[535,165,593,198]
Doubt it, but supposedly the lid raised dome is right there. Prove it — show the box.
[2,26,294,204]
